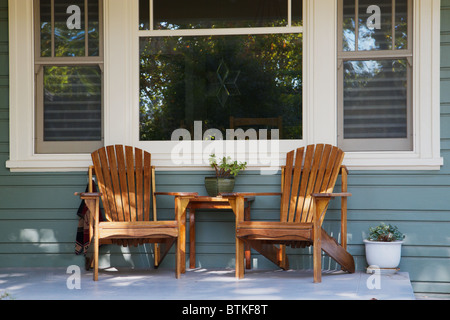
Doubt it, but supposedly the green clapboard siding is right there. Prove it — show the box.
[0,0,449,296]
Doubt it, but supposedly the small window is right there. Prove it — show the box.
[337,0,412,152]
[139,0,302,30]
[34,0,104,154]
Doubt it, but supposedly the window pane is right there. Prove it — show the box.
[88,0,100,56]
[54,0,85,57]
[395,0,408,50]
[40,0,52,57]
[153,0,288,29]
[43,66,102,141]
[292,0,303,26]
[342,0,356,51]
[358,0,392,51]
[140,34,302,140]
[139,0,150,30]
[343,59,408,139]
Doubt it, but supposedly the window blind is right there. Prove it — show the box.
[343,59,408,139]
[43,66,102,142]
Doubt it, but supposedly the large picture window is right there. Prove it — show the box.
[337,0,413,151]
[34,0,103,154]
[138,0,303,141]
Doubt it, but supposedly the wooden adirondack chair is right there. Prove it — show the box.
[224,144,355,283]
[75,145,197,281]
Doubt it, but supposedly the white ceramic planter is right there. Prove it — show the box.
[363,239,403,269]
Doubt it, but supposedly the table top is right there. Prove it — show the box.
[188,195,255,202]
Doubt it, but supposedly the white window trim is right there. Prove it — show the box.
[6,0,442,172]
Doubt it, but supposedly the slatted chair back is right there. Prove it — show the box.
[280,144,345,224]
[91,145,156,223]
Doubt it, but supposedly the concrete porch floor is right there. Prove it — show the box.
[0,267,416,300]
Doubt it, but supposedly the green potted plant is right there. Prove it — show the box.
[363,223,405,273]
[205,154,247,197]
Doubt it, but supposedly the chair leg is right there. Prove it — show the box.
[234,196,245,279]
[91,199,99,281]
[175,196,189,275]
[313,236,321,283]
[93,232,99,281]
[235,237,245,279]
[154,243,160,268]
[175,237,181,279]
[313,199,322,283]
[279,245,289,270]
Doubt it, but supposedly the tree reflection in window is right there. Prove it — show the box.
[139,34,302,141]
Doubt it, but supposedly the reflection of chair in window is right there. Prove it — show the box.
[229,116,283,139]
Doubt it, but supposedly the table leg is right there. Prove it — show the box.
[189,207,196,269]
[244,204,251,269]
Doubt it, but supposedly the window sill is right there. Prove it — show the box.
[343,152,444,171]
[6,154,92,172]
[6,152,444,172]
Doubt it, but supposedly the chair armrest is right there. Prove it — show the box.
[74,192,102,198]
[154,192,198,197]
[311,192,352,198]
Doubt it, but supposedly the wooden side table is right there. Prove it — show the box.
[187,196,254,269]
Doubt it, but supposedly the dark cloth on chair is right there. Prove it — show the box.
[75,182,102,255]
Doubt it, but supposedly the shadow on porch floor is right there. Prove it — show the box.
[0,267,415,300]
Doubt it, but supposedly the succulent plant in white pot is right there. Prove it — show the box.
[363,223,405,273]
